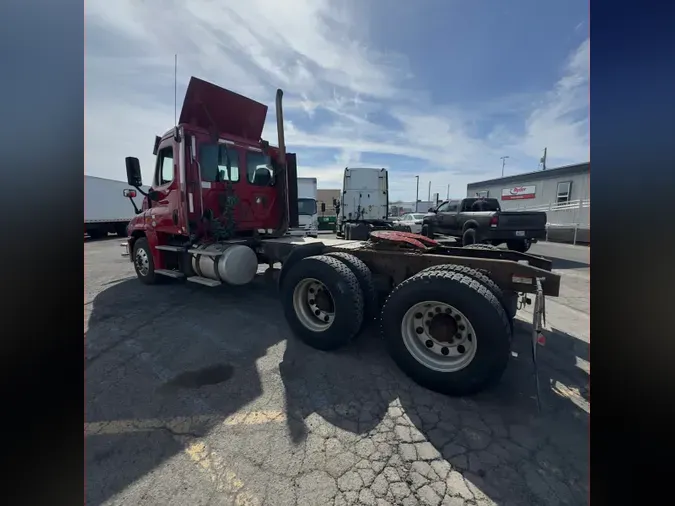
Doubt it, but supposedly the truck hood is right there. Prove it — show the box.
[179,77,268,141]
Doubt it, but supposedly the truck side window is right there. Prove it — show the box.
[246,150,272,186]
[156,146,174,186]
[199,144,240,182]
[436,202,451,212]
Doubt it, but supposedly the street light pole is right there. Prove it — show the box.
[415,176,419,212]
[500,156,510,178]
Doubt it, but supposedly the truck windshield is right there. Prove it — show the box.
[298,198,317,216]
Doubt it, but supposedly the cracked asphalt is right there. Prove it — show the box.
[85,237,589,506]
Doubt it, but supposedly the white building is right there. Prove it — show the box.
[466,162,590,243]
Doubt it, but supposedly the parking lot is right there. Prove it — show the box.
[85,237,589,506]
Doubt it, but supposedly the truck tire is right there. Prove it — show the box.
[463,244,499,251]
[420,264,517,321]
[132,237,160,285]
[380,269,511,396]
[461,227,477,246]
[506,239,531,253]
[280,255,364,351]
[326,252,378,324]
[421,223,434,238]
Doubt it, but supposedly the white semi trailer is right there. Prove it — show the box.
[336,167,390,238]
[85,175,147,238]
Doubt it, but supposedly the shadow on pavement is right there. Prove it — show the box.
[85,275,287,506]
[86,273,588,506]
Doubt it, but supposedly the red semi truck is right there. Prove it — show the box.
[120,77,559,396]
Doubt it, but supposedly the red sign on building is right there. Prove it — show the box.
[501,185,536,200]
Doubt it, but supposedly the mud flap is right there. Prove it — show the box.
[531,277,547,412]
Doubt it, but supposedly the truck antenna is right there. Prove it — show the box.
[174,54,178,126]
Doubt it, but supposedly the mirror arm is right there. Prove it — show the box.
[126,196,141,215]
[133,185,149,197]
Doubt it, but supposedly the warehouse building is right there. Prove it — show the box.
[466,162,590,243]
[317,189,341,216]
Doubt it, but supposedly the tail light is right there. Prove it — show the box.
[490,215,498,228]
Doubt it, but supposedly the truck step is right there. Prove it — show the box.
[156,245,188,252]
[155,269,185,279]
[187,276,222,287]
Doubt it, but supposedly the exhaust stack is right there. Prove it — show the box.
[275,89,286,167]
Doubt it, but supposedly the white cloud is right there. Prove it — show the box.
[85,1,589,200]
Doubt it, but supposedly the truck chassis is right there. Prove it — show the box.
[122,231,556,397]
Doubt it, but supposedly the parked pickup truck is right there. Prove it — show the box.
[422,198,547,252]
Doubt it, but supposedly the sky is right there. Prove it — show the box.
[85,0,589,201]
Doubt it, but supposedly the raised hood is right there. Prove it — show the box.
[179,77,268,141]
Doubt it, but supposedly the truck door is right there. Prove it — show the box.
[147,136,185,236]
[443,200,460,234]
[434,201,451,233]
[238,148,278,229]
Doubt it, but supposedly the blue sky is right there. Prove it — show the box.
[85,0,588,201]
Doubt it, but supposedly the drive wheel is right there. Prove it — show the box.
[325,252,378,325]
[420,264,517,321]
[381,269,511,395]
[281,255,364,351]
[463,244,499,251]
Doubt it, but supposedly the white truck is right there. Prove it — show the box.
[85,175,148,239]
[288,177,319,238]
[336,167,390,238]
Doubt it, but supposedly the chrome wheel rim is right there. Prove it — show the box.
[401,301,478,372]
[135,248,150,276]
[292,278,335,332]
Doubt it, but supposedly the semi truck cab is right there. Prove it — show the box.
[122,77,298,271]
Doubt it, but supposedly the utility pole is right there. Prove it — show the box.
[446,184,450,200]
[540,147,547,170]
[415,176,419,212]
[500,156,509,178]
[427,181,431,201]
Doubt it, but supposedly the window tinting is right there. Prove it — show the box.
[199,144,240,182]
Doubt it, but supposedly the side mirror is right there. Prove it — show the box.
[428,207,435,213]
[321,202,326,212]
[123,189,137,198]
[125,157,143,186]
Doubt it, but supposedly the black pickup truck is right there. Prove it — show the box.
[421,198,547,252]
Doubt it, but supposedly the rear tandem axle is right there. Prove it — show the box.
[122,232,557,398]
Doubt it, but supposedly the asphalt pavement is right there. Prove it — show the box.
[85,236,589,506]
